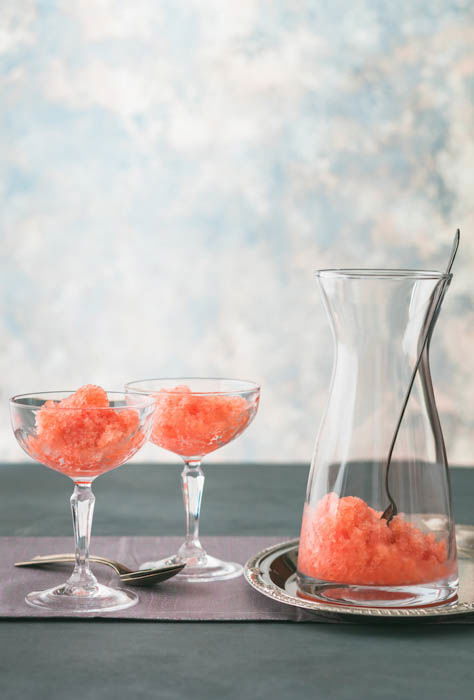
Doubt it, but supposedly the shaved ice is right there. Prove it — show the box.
[151,385,252,457]
[27,385,143,478]
[298,493,454,586]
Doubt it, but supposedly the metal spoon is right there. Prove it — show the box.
[381,229,460,524]
[15,553,185,587]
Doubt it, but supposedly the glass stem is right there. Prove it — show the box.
[178,460,206,564]
[66,481,98,593]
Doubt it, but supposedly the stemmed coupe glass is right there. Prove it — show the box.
[10,388,155,612]
[125,378,260,582]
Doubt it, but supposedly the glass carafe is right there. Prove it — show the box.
[297,269,458,608]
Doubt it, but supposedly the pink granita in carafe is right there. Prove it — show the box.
[297,268,458,607]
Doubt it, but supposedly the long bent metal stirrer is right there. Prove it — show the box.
[381,229,460,525]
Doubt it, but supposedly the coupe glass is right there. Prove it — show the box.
[10,390,155,612]
[125,378,260,582]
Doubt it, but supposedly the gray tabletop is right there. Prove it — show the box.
[1,462,474,700]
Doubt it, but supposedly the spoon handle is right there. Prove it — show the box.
[381,230,460,523]
[15,555,126,575]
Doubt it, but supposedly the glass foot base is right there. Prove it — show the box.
[25,583,139,613]
[140,554,243,583]
[297,573,459,608]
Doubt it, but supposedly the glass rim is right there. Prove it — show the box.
[9,390,156,411]
[315,268,452,281]
[125,376,261,396]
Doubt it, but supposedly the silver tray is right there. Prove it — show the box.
[244,525,474,621]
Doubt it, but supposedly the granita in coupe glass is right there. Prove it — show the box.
[10,385,155,612]
[125,378,260,582]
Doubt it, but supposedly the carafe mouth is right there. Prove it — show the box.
[315,269,451,281]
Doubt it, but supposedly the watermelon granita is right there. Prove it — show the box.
[297,493,455,586]
[27,385,144,478]
[151,385,251,457]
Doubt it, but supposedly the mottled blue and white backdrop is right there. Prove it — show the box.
[1,1,474,463]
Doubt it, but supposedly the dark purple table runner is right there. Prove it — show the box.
[4,536,473,623]
[0,536,314,621]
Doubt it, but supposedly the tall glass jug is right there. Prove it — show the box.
[297,269,458,607]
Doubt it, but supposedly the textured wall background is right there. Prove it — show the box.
[1,1,474,464]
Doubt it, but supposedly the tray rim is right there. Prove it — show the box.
[244,526,474,619]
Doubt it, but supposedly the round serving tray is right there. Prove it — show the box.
[244,525,474,621]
